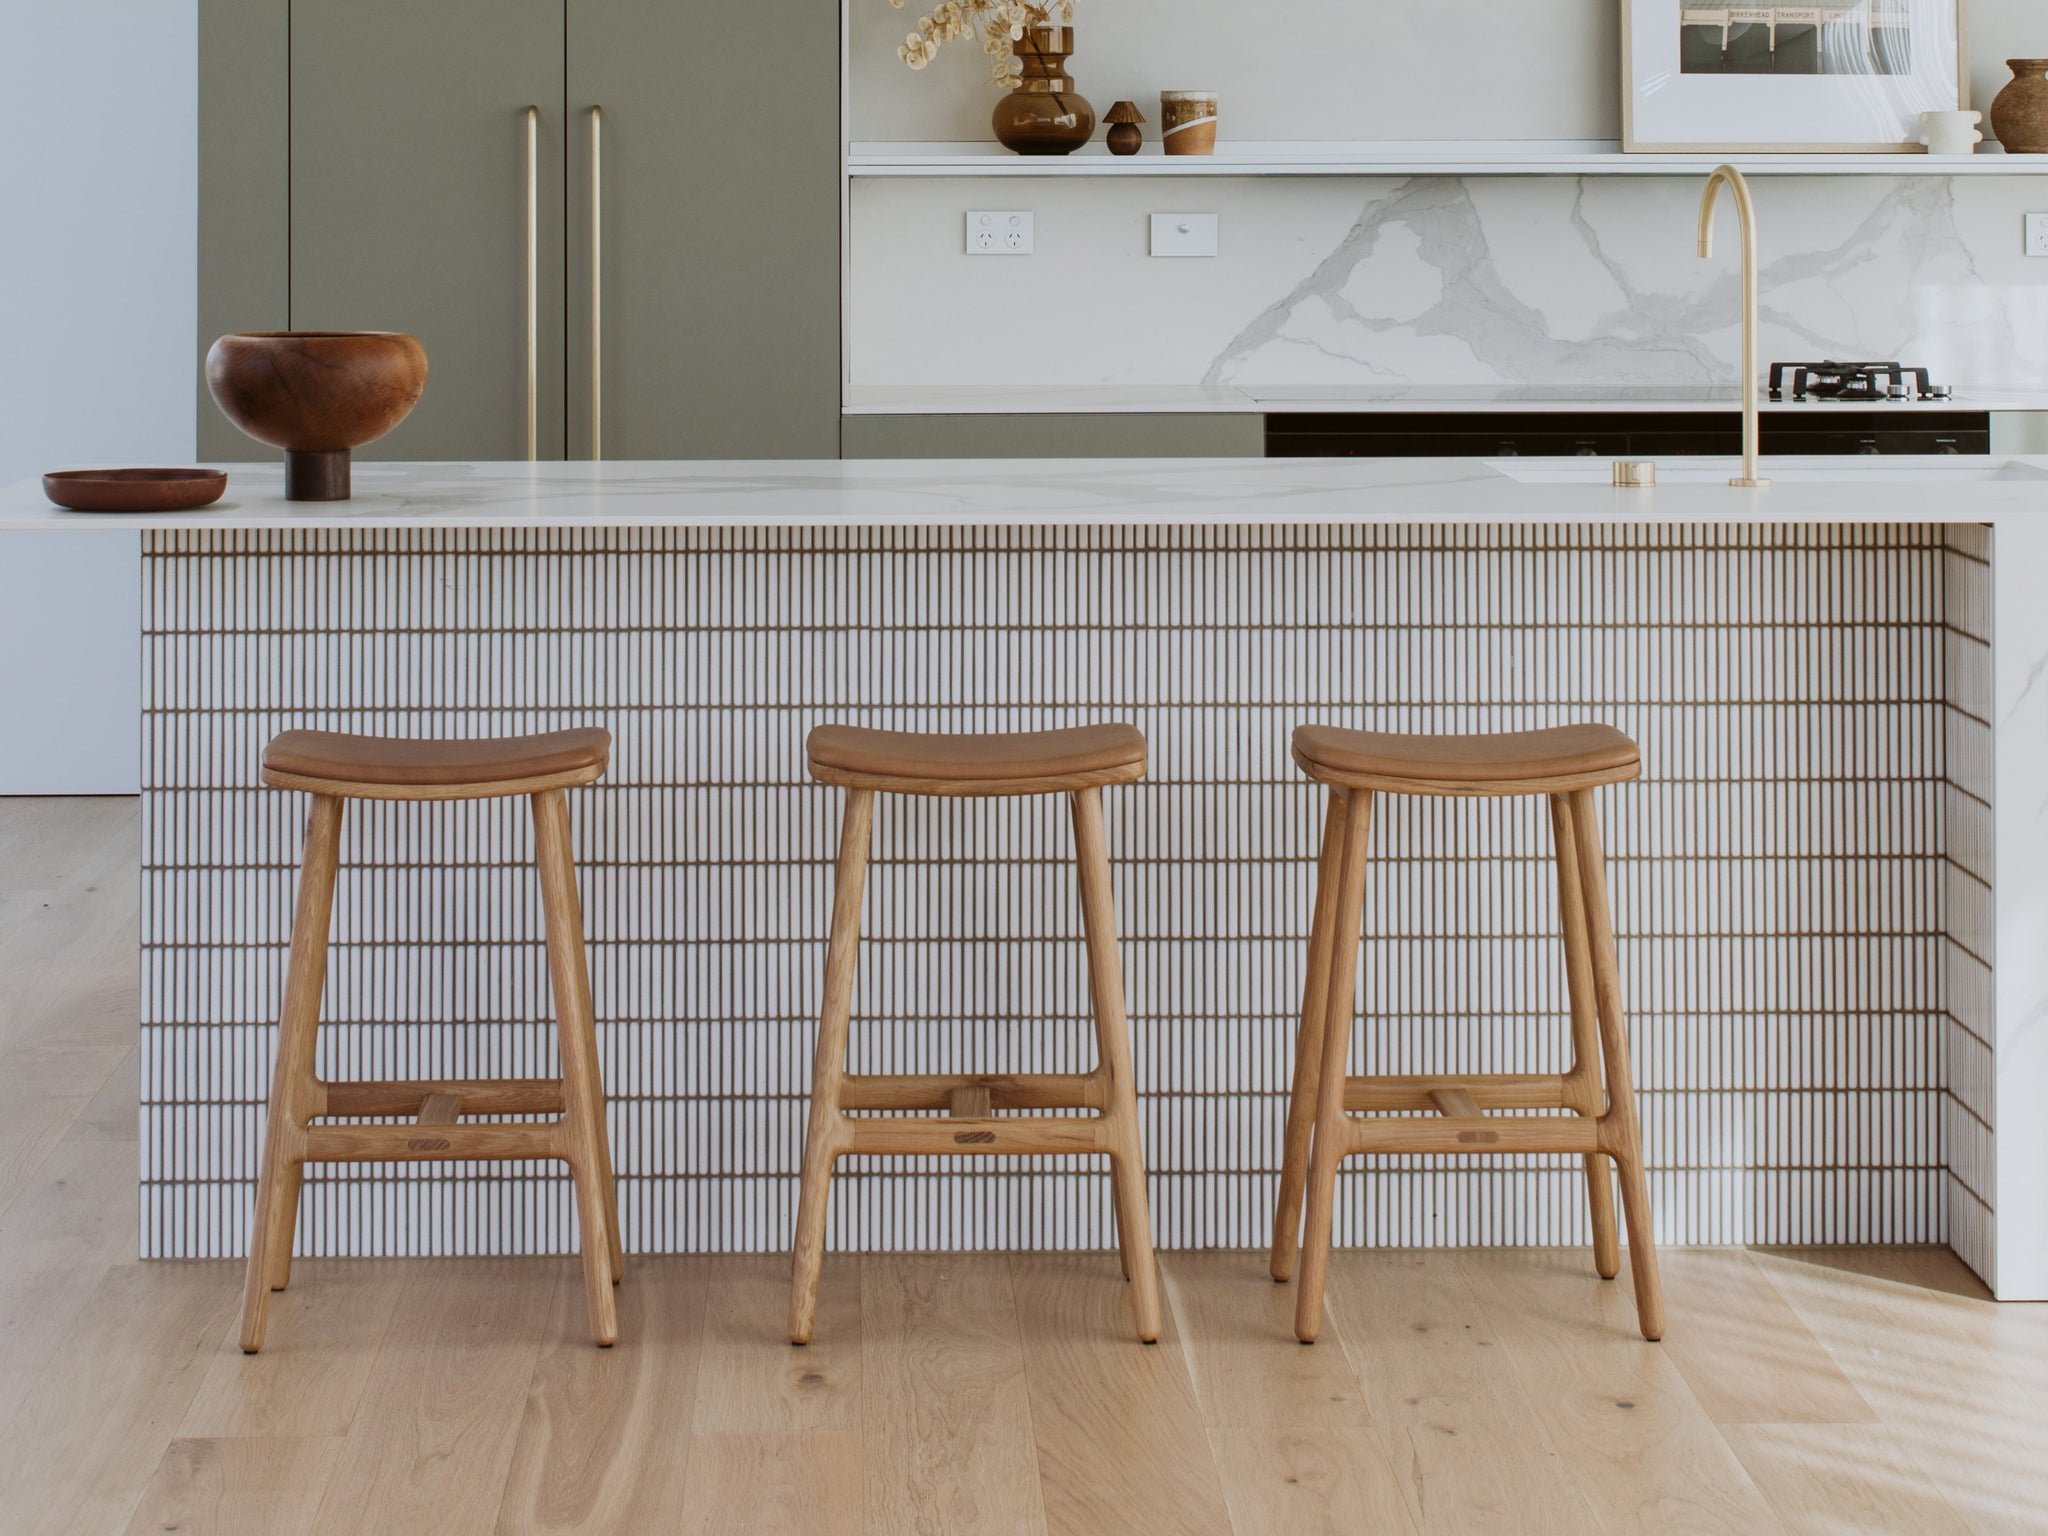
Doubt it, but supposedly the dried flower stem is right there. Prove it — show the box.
[888,0,1075,86]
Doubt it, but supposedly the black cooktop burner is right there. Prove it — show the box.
[1768,360,1953,402]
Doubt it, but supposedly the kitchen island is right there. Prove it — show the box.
[3,456,2042,1298]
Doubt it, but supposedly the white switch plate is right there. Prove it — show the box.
[1150,213,1219,257]
[966,210,1033,255]
[2027,213,2048,257]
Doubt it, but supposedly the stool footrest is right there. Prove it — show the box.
[843,1114,1109,1156]
[839,1071,1104,1112]
[304,1121,563,1163]
[1343,1072,1572,1113]
[319,1078,566,1119]
[1348,1115,1603,1156]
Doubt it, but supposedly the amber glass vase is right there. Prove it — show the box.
[991,27,1095,155]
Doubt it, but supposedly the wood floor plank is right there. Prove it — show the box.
[307,1258,559,1536]
[0,803,139,1061]
[180,1260,409,1440]
[1009,1253,1234,1536]
[0,796,135,904]
[1324,1251,1599,1535]
[493,1257,712,1535]
[0,1052,145,1430]
[861,1252,1049,1535]
[1208,1427,1418,1536]
[1761,1246,2048,1393]
[121,1435,344,1536]
[0,919,137,1213]
[1163,1251,1372,1430]
[693,1254,862,1434]
[1719,1422,1972,1536]
[1456,1248,1785,1535]
[677,1432,862,1536]
[1656,1249,1874,1424]
[0,1260,237,1536]
[1752,1248,2048,1535]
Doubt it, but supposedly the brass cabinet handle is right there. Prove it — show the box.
[590,106,602,461]
[525,105,539,462]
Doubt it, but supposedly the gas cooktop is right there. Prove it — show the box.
[1247,382,1983,410]
[1768,360,1953,402]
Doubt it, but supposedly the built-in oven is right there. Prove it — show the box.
[1264,409,1991,458]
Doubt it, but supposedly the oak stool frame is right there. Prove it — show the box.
[240,729,624,1352]
[789,725,1162,1344]
[1270,726,1666,1344]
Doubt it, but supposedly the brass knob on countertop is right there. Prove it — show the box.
[1612,460,1657,487]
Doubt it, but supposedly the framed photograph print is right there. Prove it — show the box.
[1623,0,1968,151]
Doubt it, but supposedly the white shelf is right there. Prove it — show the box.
[848,139,2048,177]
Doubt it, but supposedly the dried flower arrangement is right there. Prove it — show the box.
[890,0,1076,88]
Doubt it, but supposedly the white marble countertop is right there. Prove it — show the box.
[4,456,2046,531]
[843,384,2048,416]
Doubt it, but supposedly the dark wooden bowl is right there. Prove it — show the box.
[43,468,229,513]
[205,331,428,500]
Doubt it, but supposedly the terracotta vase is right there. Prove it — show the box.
[1990,59,2048,153]
[991,27,1094,156]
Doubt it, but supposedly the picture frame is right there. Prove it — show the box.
[1622,0,1969,151]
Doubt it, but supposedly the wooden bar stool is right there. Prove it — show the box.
[240,727,624,1352]
[1270,723,1665,1343]
[789,723,1162,1344]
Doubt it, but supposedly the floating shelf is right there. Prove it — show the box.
[848,139,2048,177]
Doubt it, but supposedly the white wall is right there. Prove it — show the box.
[853,0,1619,142]
[851,0,2044,142]
[0,2,197,795]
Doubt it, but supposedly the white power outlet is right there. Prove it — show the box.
[2027,213,2048,257]
[966,211,1033,255]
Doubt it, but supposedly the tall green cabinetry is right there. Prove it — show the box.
[198,0,840,463]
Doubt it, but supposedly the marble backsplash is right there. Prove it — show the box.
[847,173,2048,388]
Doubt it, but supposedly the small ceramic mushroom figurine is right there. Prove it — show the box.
[1104,100,1145,155]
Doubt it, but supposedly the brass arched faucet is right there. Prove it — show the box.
[1698,165,1771,489]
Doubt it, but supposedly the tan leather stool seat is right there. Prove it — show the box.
[262,727,611,792]
[807,722,1145,791]
[1293,723,1638,789]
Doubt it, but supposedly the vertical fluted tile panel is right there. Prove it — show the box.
[1941,524,1993,1281]
[141,523,1950,1257]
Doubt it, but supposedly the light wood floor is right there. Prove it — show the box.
[3,797,2046,1535]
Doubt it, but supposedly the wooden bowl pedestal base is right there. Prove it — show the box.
[286,449,351,502]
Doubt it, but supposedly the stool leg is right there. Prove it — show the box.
[1295,788,1373,1344]
[1568,789,1665,1342]
[533,787,619,1348]
[1271,786,1351,1282]
[1071,787,1160,1344]
[789,787,873,1345]
[241,793,343,1354]
[1551,794,1620,1281]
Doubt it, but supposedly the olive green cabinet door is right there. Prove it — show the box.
[290,0,567,462]
[568,0,840,460]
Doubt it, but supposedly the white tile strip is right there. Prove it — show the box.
[141,522,1956,1258]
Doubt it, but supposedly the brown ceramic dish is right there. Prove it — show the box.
[205,330,428,501]
[42,468,229,513]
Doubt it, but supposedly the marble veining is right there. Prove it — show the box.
[846,174,2048,390]
[6,456,2047,533]
[1207,177,2048,388]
